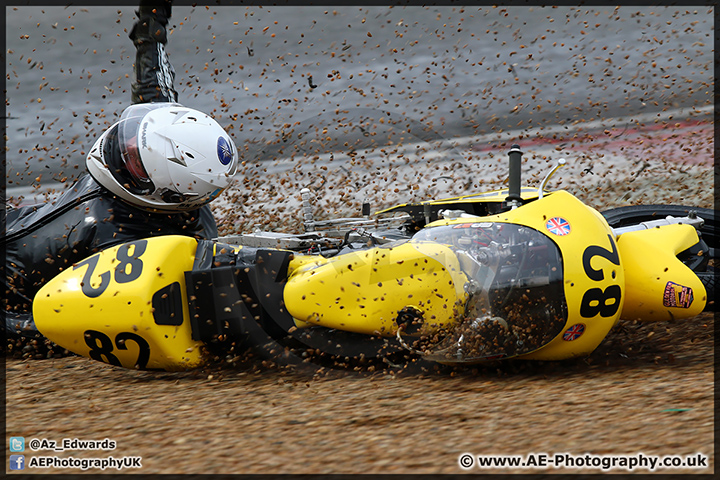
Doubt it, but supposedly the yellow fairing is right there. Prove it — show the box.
[617,224,706,321]
[437,191,625,361]
[286,191,627,360]
[508,192,624,360]
[284,241,467,335]
[33,236,204,371]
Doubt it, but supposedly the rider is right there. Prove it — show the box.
[3,1,239,353]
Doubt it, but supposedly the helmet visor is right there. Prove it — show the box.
[102,124,153,195]
[108,103,182,193]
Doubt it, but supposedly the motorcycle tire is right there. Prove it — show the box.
[696,270,717,311]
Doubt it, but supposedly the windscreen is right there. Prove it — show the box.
[407,222,568,362]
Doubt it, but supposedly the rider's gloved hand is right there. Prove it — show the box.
[129,0,177,103]
[137,0,172,22]
[130,1,172,45]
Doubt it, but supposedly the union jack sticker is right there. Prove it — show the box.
[546,217,571,236]
[562,323,585,341]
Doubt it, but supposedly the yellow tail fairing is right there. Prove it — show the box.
[283,241,468,336]
[617,224,706,321]
[33,236,204,371]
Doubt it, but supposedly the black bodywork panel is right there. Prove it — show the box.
[184,242,406,365]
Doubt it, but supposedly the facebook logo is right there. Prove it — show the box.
[9,454,25,470]
[9,437,25,452]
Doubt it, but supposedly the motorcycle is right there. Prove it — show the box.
[32,146,716,371]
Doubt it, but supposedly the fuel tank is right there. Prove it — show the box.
[284,240,468,336]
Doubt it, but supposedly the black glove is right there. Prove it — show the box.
[129,0,178,103]
[129,1,172,45]
[137,0,172,23]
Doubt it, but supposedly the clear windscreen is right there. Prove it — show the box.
[405,222,568,362]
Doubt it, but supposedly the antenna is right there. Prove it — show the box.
[538,158,567,199]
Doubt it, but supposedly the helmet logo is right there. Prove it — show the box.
[217,137,233,165]
[209,188,223,201]
[141,122,149,149]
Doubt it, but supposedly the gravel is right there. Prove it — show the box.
[6,124,714,474]
[6,312,713,474]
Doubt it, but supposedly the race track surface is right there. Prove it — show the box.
[5,312,714,474]
[5,105,715,475]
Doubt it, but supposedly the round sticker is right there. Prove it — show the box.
[562,323,585,341]
[217,137,233,165]
[546,217,571,236]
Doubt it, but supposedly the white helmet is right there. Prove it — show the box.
[86,103,238,211]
